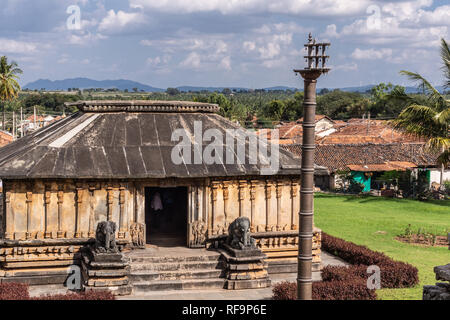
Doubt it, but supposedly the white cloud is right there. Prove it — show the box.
[98,10,146,33]
[258,42,281,60]
[243,41,256,52]
[180,52,201,69]
[129,0,370,16]
[69,32,107,45]
[0,39,37,53]
[219,56,231,70]
[351,48,393,60]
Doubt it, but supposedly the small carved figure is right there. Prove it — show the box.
[130,222,145,248]
[226,217,256,250]
[191,221,207,246]
[95,221,118,253]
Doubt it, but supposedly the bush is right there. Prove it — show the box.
[312,279,376,300]
[272,279,377,300]
[0,283,30,300]
[35,290,115,300]
[272,281,296,300]
[272,233,419,300]
[321,232,419,288]
[0,283,115,300]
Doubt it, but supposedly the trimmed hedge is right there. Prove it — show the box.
[272,279,377,300]
[0,283,115,300]
[35,290,115,300]
[0,283,30,300]
[321,232,419,288]
[272,233,419,300]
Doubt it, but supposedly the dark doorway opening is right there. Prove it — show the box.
[145,187,188,247]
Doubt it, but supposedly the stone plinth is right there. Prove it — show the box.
[81,246,132,296]
[423,261,450,300]
[219,243,270,290]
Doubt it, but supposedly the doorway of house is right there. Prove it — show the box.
[144,187,188,247]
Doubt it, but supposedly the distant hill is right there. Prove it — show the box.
[24,78,446,94]
[24,78,165,92]
[327,84,446,94]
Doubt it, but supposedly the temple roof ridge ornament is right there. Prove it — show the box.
[65,100,220,114]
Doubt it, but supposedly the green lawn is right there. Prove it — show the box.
[314,193,450,300]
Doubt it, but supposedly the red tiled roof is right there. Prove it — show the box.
[282,143,438,172]
[0,131,13,148]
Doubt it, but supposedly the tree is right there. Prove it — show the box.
[391,38,450,185]
[166,88,180,96]
[0,56,23,131]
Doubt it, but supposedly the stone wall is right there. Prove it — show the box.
[0,176,321,278]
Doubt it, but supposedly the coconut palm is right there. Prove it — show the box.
[390,38,450,185]
[0,56,23,131]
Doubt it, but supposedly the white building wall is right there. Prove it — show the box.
[429,169,450,186]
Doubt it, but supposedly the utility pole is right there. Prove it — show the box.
[33,106,36,130]
[20,107,23,138]
[12,111,15,140]
[294,33,330,300]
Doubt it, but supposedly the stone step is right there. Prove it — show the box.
[132,278,226,293]
[130,269,224,282]
[131,260,223,272]
[128,253,221,264]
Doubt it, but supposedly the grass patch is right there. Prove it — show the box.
[314,193,450,300]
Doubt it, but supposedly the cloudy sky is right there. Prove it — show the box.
[0,0,449,89]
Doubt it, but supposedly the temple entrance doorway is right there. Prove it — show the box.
[144,187,188,247]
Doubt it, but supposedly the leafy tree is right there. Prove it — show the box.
[391,38,450,184]
[0,56,22,131]
[317,90,368,119]
[166,87,180,96]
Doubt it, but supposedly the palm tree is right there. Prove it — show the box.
[390,39,450,185]
[0,56,23,131]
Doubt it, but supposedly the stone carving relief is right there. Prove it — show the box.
[130,222,145,248]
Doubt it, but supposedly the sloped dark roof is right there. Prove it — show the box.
[0,100,317,179]
[283,143,438,172]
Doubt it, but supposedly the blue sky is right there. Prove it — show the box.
[0,0,449,89]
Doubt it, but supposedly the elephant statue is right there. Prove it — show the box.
[94,221,118,253]
[226,217,256,250]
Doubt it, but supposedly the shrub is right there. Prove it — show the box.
[272,279,377,300]
[273,233,419,300]
[321,232,419,288]
[272,281,296,300]
[0,282,30,300]
[312,279,376,300]
[0,283,115,301]
[35,290,115,300]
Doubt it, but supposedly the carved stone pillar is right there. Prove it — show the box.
[118,186,126,239]
[291,181,299,230]
[5,190,13,240]
[249,180,258,232]
[25,190,33,240]
[222,181,231,225]
[265,181,273,232]
[88,185,96,238]
[57,185,65,238]
[210,181,220,236]
[107,186,114,221]
[75,185,83,238]
[44,184,52,238]
[276,181,283,231]
[238,180,246,218]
